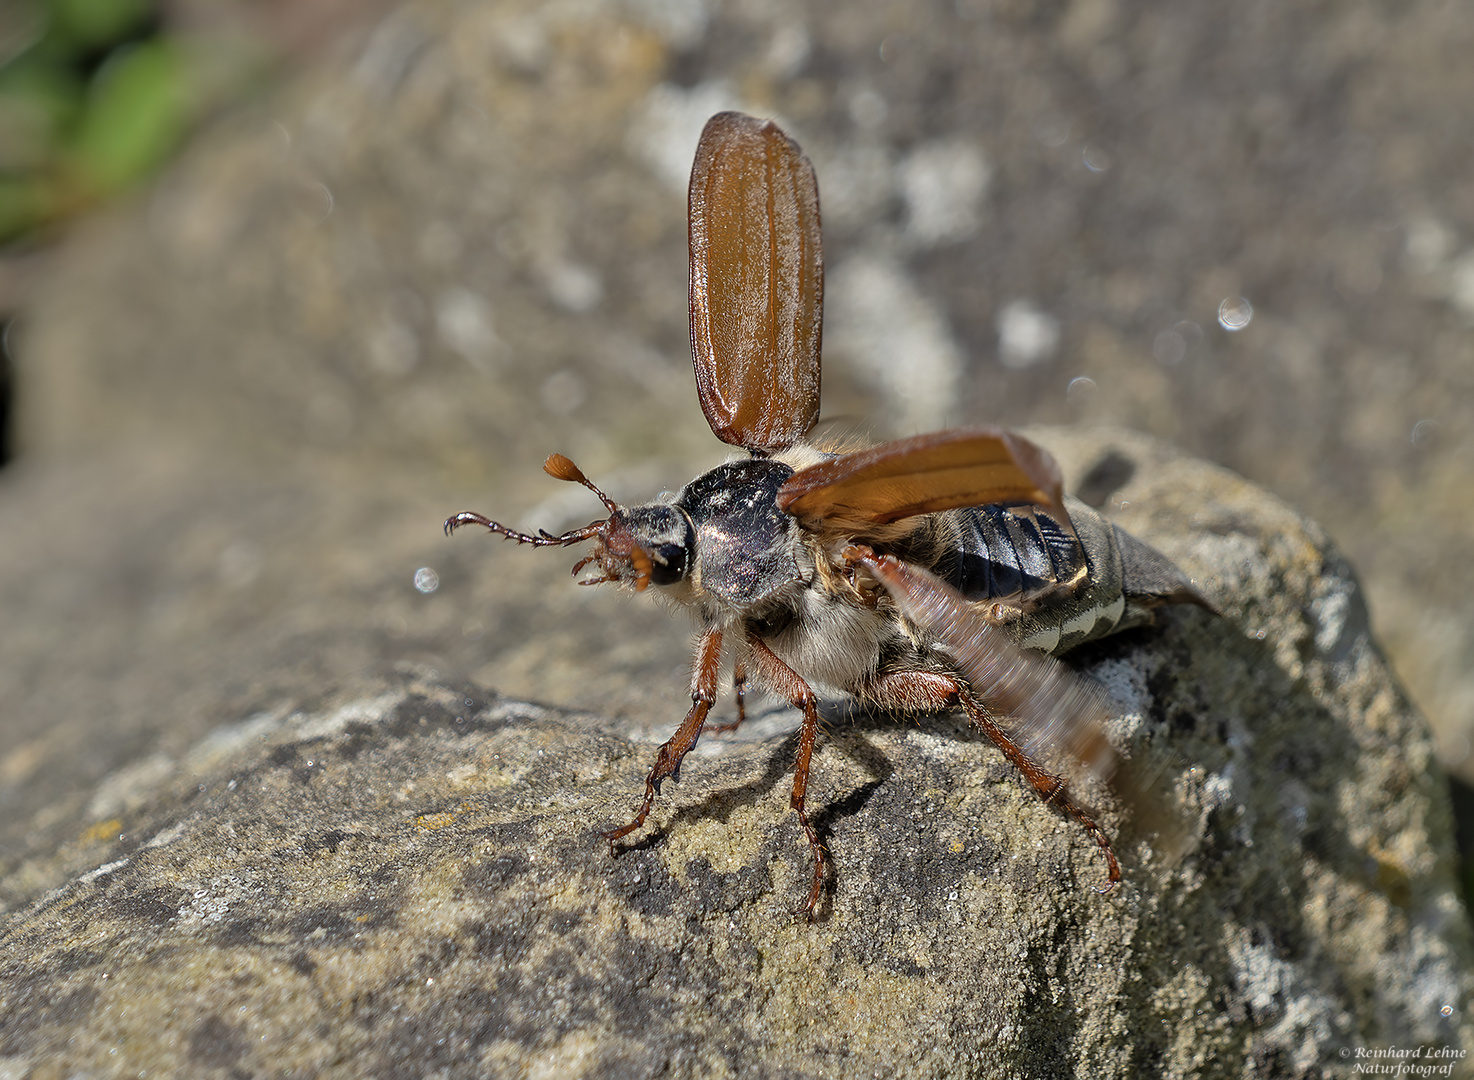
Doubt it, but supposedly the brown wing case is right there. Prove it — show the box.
[776,428,1070,529]
[688,112,823,452]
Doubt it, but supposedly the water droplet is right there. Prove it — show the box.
[218,541,263,589]
[1217,296,1253,331]
[541,369,587,416]
[304,181,333,223]
[1153,329,1186,365]
[1410,418,1439,448]
[414,567,440,594]
[1066,376,1098,404]
[1082,144,1112,172]
[1033,113,1071,148]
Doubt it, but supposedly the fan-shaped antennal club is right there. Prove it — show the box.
[543,453,620,515]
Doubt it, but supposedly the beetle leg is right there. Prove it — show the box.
[707,662,749,735]
[956,689,1120,891]
[745,637,826,919]
[865,669,1120,892]
[602,626,723,848]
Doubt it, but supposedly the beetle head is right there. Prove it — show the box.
[543,454,695,592]
[589,505,695,591]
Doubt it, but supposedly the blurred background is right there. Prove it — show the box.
[0,0,1471,906]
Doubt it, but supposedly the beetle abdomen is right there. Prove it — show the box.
[929,498,1143,654]
[925,495,1208,655]
[943,503,1086,603]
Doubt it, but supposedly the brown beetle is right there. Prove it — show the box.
[447,112,1211,916]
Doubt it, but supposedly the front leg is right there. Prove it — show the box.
[744,637,826,919]
[602,626,723,846]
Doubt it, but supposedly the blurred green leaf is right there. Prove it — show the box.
[49,0,153,51]
[67,38,187,193]
[0,3,250,244]
[0,55,84,170]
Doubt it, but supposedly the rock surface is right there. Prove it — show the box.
[2,429,1471,1078]
[2,0,1473,1077]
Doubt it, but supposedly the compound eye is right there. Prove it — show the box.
[646,543,689,585]
[614,504,694,587]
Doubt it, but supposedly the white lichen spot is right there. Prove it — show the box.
[1201,764,1237,811]
[87,753,176,820]
[625,0,710,48]
[436,287,501,372]
[143,822,189,850]
[292,692,401,740]
[827,255,962,431]
[997,300,1061,369]
[540,259,603,313]
[1447,250,1474,320]
[899,138,991,246]
[630,81,743,193]
[814,141,895,233]
[184,711,284,774]
[1310,579,1356,656]
[764,24,811,77]
[1404,217,1455,274]
[1225,929,1340,1072]
[78,859,130,884]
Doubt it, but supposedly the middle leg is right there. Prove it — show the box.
[744,637,826,918]
[706,661,750,735]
